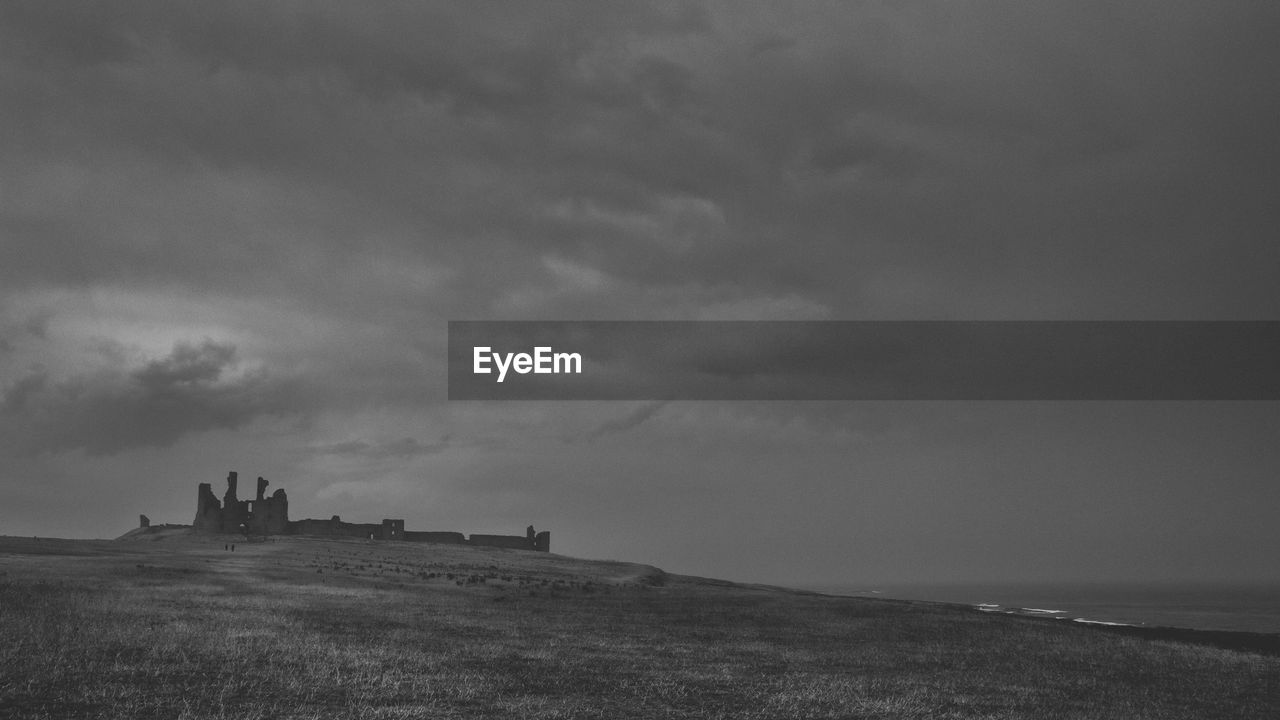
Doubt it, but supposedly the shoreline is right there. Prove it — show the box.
[808,586,1280,656]
[813,580,1280,630]
[969,600,1280,656]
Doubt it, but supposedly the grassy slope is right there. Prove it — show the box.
[1,535,1276,719]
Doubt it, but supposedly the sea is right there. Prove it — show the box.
[802,582,1280,635]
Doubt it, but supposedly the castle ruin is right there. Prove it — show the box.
[191,471,549,552]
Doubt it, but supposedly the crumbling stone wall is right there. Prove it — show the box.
[287,515,382,539]
[287,517,341,536]
[381,519,405,540]
[468,534,537,550]
[403,531,466,544]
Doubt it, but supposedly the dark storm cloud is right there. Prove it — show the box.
[5,1,1278,320]
[311,436,450,460]
[3,0,1278,393]
[0,340,311,456]
[580,402,668,441]
[0,1,726,314]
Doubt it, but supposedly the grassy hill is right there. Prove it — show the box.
[1,534,1276,719]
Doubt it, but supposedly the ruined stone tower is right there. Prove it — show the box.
[193,481,222,533]
[248,476,289,535]
[192,471,288,535]
[219,471,250,533]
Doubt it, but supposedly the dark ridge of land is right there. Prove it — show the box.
[1089,623,1280,657]
[2,534,1278,719]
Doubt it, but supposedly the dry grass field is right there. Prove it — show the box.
[1,533,1277,719]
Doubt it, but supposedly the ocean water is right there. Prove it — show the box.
[803,582,1280,635]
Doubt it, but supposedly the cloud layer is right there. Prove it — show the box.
[2,2,1279,584]
[1,340,308,455]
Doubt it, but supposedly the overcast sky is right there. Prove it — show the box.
[2,1,1278,586]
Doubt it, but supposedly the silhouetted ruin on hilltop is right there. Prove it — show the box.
[188,471,550,551]
[194,472,289,535]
